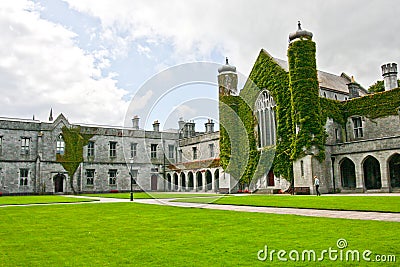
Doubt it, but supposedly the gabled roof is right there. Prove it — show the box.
[272,57,359,95]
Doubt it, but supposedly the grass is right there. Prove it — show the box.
[0,195,96,205]
[172,195,400,213]
[0,202,398,266]
[82,192,221,199]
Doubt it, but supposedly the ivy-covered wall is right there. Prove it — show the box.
[219,40,400,187]
[288,39,326,162]
[56,126,93,193]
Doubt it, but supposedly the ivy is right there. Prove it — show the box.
[219,39,400,188]
[288,39,326,162]
[56,126,93,193]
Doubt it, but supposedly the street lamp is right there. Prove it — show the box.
[129,158,134,201]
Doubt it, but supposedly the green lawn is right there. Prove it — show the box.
[172,195,400,213]
[0,203,398,266]
[0,195,96,205]
[82,192,221,199]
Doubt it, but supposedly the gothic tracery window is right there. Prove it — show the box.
[255,90,277,147]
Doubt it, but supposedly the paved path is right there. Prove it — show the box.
[2,195,400,222]
[133,198,400,222]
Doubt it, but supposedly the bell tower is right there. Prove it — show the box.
[218,57,238,96]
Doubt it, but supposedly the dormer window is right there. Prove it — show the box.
[56,134,65,155]
[352,117,363,138]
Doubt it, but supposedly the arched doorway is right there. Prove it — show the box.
[214,169,219,192]
[196,171,203,191]
[167,173,172,191]
[205,170,212,191]
[188,172,194,191]
[340,158,356,189]
[53,173,65,193]
[180,173,186,191]
[173,173,179,190]
[389,154,400,189]
[363,156,381,190]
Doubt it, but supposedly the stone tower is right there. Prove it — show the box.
[381,63,398,91]
[218,57,238,96]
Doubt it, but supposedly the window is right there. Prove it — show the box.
[352,117,363,138]
[209,143,214,158]
[87,141,95,158]
[300,160,304,177]
[130,143,137,158]
[130,169,138,185]
[109,169,117,185]
[335,128,340,142]
[178,149,183,162]
[151,144,157,159]
[109,142,117,158]
[56,134,65,155]
[20,169,28,186]
[86,169,95,185]
[0,136,2,155]
[192,147,197,160]
[21,137,30,155]
[168,145,174,159]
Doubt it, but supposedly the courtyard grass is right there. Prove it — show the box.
[82,192,221,199]
[0,202,398,266]
[172,195,400,213]
[0,195,96,205]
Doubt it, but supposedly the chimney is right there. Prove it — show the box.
[347,76,360,99]
[205,119,214,133]
[153,120,160,132]
[132,115,140,129]
[382,63,398,91]
[178,117,185,132]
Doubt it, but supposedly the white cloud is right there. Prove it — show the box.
[0,0,129,125]
[64,0,400,87]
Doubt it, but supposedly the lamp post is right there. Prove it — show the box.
[129,158,134,201]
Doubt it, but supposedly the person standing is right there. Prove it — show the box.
[314,176,321,196]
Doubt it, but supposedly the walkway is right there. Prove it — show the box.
[2,195,400,222]
[134,198,400,222]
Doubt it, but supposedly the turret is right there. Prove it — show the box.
[217,57,238,96]
[381,63,398,91]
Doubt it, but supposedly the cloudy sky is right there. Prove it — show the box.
[1,0,399,129]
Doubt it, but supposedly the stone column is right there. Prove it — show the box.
[211,171,216,192]
[202,173,206,192]
[355,158,365,192]
[193,174,197,192]
[380,159,390,192]
[177,173,181,192]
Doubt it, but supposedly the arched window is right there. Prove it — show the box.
[389,154,400,188]
[340,158,356,189]
[196,171,203,190]
[188,172,194,189]
[56,134,65,155]
[255,90,276,148]
[363,156,381,190]
[167,173,172,191]
[180,173,186,190]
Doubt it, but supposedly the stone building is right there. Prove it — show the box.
[220,22,400,194]
[1,23,399,195]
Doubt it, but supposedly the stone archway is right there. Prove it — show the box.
[205,170,212,191]
[388,154,400,189]
[53,173,66,193]
[340,158,356,189]
[196,171,203,191]
[214,169,219,192]
[180,173,186,191]
[363,156,381,190]
[167,173,172,191]
[173,173,179,190]
[188,172,194,190]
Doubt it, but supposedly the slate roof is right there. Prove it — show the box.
[271,56,367,95]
